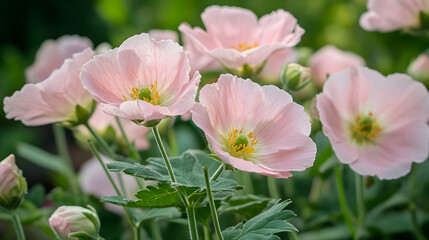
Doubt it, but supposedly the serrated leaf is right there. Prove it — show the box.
[220,195,274,219]
[102,183,182,208]
[131,207,181,223]
[222,201,297,240]
[110,150,242,201]
[148,150,241,193]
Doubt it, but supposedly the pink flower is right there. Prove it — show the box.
[408,53,429,81]
[26,35,92,83]
[0,154,27,210]
[360,0,429,32]
[80,33,201,125]
[148,29,179,42]
[316,66,429,179]
[191,74,316,178]
[79,155,138,214]
[180,25,222,74]
[258,48,297,83]
[4,49,95,126]
[179,6,304,70]
[309,45,365,86]
[49,206,100,239]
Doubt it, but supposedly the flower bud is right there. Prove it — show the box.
[280,63,312,91]
[0,154,27,210]
[49,205,101,240]
[408,52,429,86]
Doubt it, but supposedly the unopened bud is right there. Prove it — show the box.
[408,51,429,86]
[0,154,27,210]
[280,63,312,91]
[49,205,101,240]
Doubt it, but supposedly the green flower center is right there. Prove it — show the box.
[350,112,382,145]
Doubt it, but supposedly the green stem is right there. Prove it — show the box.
[11,211,25,240]
[355,174,365,239]
[283,178,295,198]
[53,125,80,196]
[135,225,140,240]
[203,225,211,240]
[167,120,179,156]
[203,167,224,240]
[210,164,225,182]
[150,219,163,240]
[185,202,199,240]
[239,172,254,194]
[409,164,426,240]
[151,126,177,182]
[115,117,142,161]
[114,117,146,190]
[88,141,138,240]
[85,123,116,159]
[267,177,280,199]
[334,166,356,239]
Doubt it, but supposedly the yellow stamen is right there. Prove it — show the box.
[121,81,161,105]
[231,42,259,52]
[226,128,258,156]
[351,112,382,144]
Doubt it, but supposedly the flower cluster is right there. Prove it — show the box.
[2,3,429,240]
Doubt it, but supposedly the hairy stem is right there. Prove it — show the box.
[203,167,224,240]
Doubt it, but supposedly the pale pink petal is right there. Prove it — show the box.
[180,6,304,69]
[202,5,259,47]
[359,0,422,32]
[309,45,365,86]
[81,49,132,104]
[5,49,94,126]
[316,94,359,164]
[371,73,429,129]
[148,29,179,42]
[26,35,92,83]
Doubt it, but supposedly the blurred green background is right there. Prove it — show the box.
[1,0,428,239]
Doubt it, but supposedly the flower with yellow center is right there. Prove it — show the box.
[317,66,429,180]
[350,112,382,145]
[192,74,316,178]
[223,129,259,159]
[81,33,201,125]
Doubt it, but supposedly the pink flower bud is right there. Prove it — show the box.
[408,53,429,84]
[49,206,100,240]
[0,154,27,210]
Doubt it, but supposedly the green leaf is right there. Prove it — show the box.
[131,207,181,223]
[102,183,182,208]
[109,150,242,200]
[26,184,45,208]
[107,162,170,182]
[220,195,274,219]
[17,143,67,174]
[222,201,297,240]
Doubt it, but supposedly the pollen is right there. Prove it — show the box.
[231,42,259,52]
[121,81,161,105]
[350,112,382,144]
[226,128,258,157]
